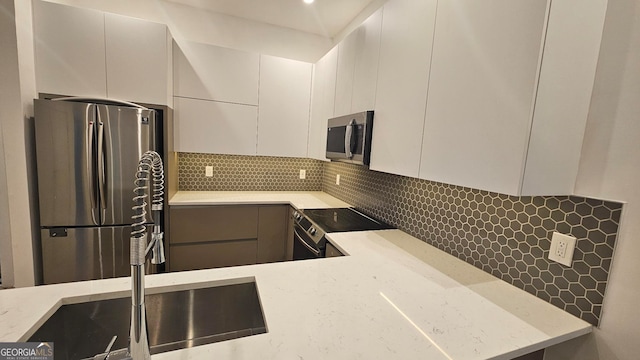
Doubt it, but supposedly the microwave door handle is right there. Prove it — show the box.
[344,120,354,158]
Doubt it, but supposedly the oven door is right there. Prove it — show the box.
[293,224,323,260]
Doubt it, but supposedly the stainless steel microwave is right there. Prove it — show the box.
[326,111,374,166]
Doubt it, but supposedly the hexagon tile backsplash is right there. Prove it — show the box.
[323,162,622,326]
[178,152,324,191]
[177,153,622,326]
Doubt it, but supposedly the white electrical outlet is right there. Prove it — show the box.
[548,232,577,267]
[205,166,213,177]
[336,174,341,185]
[299,169,306,179]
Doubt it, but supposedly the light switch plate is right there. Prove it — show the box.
[299,169,306,179]
[205,166,213,177]
[336,174,340,185]
[548,232,577,267]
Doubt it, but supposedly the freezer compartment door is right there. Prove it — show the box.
[41,226,143,285]
[98,104,158,226]
[34,99,99,227]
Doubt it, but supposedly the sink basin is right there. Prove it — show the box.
[27,279,267,359]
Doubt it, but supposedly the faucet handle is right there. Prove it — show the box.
[151,232,166,265]
[83,336,119,360]
[103,336,118,360]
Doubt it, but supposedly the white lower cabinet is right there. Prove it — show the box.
[174,97,258,155]
[257,56,312,158]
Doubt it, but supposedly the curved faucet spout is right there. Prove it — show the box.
[129,150,164,360]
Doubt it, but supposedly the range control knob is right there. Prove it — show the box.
[293,212,302,221]
[309,227,317,236]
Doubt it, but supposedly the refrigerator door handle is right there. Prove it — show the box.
[97,119,107,221]
[88,116,99,225]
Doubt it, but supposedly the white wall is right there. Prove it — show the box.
[42,0,332,62]
[545,0,640,359]
[0,0,37,287]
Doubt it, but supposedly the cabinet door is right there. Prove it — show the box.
[170,240,258,271]
[257,56,312,157]
[333,9,383,116]
[419,0,548,195]
[173,42,259,105]
[169,206,258,244]
[334,32,357,116]
[308,47,338,160]
[521,0,607,195]
[351,8,383,113]
[369,0,438,178]
[257,206,289,263]
[174,96,258,155]
[33,0,107,97]
[169,206,259,271]
[105,14,168,105]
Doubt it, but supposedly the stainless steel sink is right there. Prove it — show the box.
[27,279,267,359]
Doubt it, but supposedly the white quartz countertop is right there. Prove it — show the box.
[0,192,592,359]
[169,191,351,209]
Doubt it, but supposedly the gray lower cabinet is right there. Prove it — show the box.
[256,206,289,263]
[325,242,344,257]
[169,205,290,271]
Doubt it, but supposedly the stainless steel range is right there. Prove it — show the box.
[292,208,393,260]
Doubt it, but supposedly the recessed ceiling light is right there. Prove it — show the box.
[303,0,314,4]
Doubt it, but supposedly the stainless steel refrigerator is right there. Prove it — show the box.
[34,98,159,285]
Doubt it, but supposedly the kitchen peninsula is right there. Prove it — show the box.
[0,192,591,359]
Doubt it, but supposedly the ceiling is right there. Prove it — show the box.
[165,0,378,38]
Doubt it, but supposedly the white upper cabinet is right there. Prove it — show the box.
[257,55,312,158]
[33,0,107,98]
[369,0,438,178]
[350,9,383,113]
[419,0,606,196]
[420,0,547,194]
[33,1,170,104]
[173,42,259,105]
[334,9,383,116]
[174,97,258,155]
[104,14,168,105]
[334,32,357,116]
[520,0,607,195]
[308,47,338,161]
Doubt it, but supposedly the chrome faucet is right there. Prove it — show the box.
[128,150,165,360]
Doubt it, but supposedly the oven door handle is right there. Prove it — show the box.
[294,228,321,256]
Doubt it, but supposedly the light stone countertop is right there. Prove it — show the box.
[169,191,351,209]
[0,192,592,359]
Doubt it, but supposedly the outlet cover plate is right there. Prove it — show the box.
[549,232,577,267]
[205,166,213,177]
[299,169,306,179]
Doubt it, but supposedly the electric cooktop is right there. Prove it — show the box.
[301,208,393,233]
